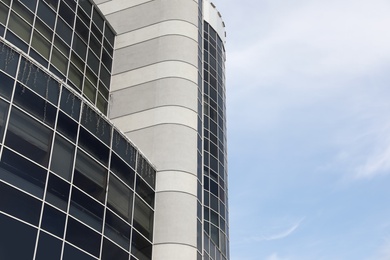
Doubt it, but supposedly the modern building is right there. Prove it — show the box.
[0,0,228,259]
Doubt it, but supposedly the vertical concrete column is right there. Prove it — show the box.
[94,0,200,259]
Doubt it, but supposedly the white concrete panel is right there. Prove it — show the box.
[204,0,226,43]
[153,191,197,246]
[152,244,197,260]
[113,35,198,74]
[123,124,197,174]
[115,20,198,49]
[110,61,198,91]
[109,78,198,118]
[97,0,151,15]
[103,0,198,34]
[110,106,197,132]
[156,171,198,195]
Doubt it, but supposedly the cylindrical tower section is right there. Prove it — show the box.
[94,0,200,259]
[202,1,229,259]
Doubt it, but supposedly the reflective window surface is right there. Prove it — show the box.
[201,21,229,260]
[0,39,156,260]
[0,0,114,115]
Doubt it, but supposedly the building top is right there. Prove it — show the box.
[203,0,226,43]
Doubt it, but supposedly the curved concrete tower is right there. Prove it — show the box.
[93,0,228,259]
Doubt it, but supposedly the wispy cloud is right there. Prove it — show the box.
[250,217,305,242]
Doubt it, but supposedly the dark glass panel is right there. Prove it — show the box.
[77,6,90,27]
[37,1,55,29]
[35,18,53,41]
[101,238,129,260]
[79,0,92,16]
[0,182,42,225]
[63,243,95,260]
[96,93,107,114]
[0,3,9,26]
[41,204,66,237]
[59,2,74,26]
[110,152,135,188]
[31,30,51,59]
[57,111,78,142]
[17,57,60,104]
[54,35,70,55]
[5,30,28,52]
[103,38,113,57]
[89,34,101,57]
[70,187,104,232]
[51,47,68,75]
[19,0,37,12]
[0,147,46,198]
[92,9,104,31]
[35,232,62,260]
[56,18,72,45]
[104,209,131,250]
[99,65,110,88]
[73,150,107,202]
[81,104,111,145]
[63,0,76,10]
[135,176,154,208]
[0,23,4,36]
[0,213,37,259]
[29,48,48,67]
[0,71,13,99]
[46,173,70,211]
[12,1,33,24]
[78,127,109,165]
[131,230,152,260]
[86,66,97,86]
[137,154,155,189]
[44,0,59,10]
[133,196,153,240]
[71,50,84,72]
[112,130,137,168]
[105,23,115,46]
[83,78,96,102]
[101,49,112,70]
[0,42,19,77]
[210,224,219,246]
[8,9,31,40]
[50,135,74,180]
[87,51,99,75]
[75,17,89,43]
[66,218,101,257]
[60,87,81,120]
[68,63,83,89]
[5,107,53,167]
[0,99,8,140]
[14,83,57,127]
[91,23,102,42]
[108,175,133,221]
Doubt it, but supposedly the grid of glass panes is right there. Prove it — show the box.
[0,40,154,260]
[196,1,203,260]
[0,0,114,115]
[202,22,229,260]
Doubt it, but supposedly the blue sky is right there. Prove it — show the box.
[211,0,390,259]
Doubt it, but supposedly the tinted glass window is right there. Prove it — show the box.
[0,148,47,198]
[35,232,62,260]
[104,209,130,250]
[5,107,53,167]
[0,213,37,259]
[41,204,66,237]
[45,173,70,211]
[0,182,42,225]
[131,230,152,260]
[50,135,74,180]
[66,217,101,257]
[108,175,133,221]
[133,196,153,240]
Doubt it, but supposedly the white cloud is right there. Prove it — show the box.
[249,218,305,242]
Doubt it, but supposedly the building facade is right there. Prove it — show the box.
[0,0,227,259]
